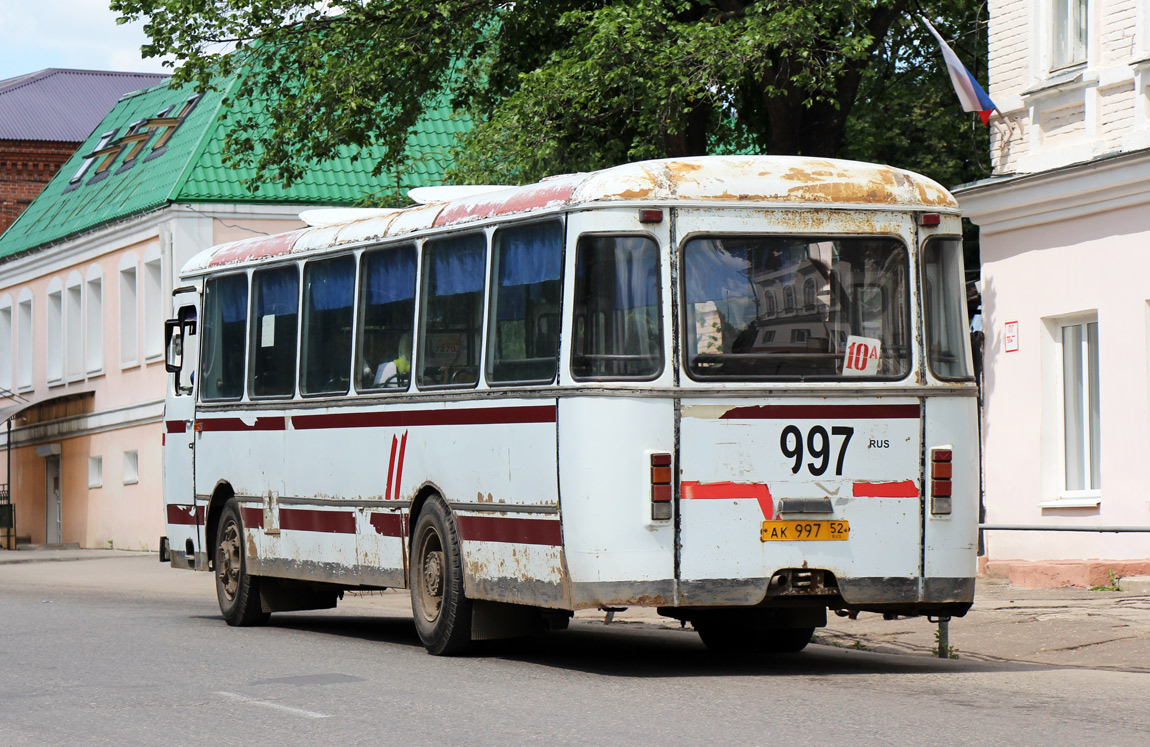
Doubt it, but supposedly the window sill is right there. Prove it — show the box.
[122,478,139,486]
[1021,67,1093,99]
[1040,493,1101,509]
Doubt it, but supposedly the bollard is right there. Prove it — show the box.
[936,616,951,659]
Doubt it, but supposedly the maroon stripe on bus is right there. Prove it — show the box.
[240,507,265,529]
[291,404,556,431]
[279,508,356,534]
[369,512,405,538]
[197,416,287,432]
[456,515,562,546]
[719,404,921,420]
[166,504,204,525]
[165,420,187,434]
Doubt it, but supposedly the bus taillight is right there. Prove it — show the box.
[930,447,953,515]
[650,453,673,520]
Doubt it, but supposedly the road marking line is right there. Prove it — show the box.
[214,691,331,719]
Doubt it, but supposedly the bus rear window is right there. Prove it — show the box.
[922,237,973,380]
[682,236,909,380]
[571,235,662,380]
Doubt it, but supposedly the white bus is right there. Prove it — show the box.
[161,156,978,655]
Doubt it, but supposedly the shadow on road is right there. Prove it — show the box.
[218,610,1043,678]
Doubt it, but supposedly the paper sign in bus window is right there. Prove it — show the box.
[843,335,881,376]
[261,315,275,348]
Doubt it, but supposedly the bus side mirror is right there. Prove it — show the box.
[165,319,184,373]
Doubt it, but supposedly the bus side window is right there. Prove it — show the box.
[249,266,299,398]
[571,235,662,380]
[357,245,416,391]
[487,221,563,385]
[200,274,247,401]
[418,234,486,389]
[301,255,355,395]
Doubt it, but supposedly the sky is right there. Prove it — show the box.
[0,0,171,82]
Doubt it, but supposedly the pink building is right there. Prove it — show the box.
[0,75,467,550]
[956,0,1150,586]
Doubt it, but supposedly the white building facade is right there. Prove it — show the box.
[957,0,1150,586]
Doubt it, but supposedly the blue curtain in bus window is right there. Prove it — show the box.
[308,258,354,310]
[366,249,416,305]
[615,237,659,309]
[256,269,298,315]
[497,223,561,317]
[433,236,485,296]
[221,284,247,323]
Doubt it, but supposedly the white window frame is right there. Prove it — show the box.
[16,289,33,391]
[0,294,12,394]
[65,271,84,382]
[122,450,139,485]
[88,455,103,489]
[119,253,139,368]
[143,245,164,361]
[85,265,104,375]
[46,277,64,385]
[1041,312,1101,507]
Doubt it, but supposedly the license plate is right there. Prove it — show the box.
[761,520,849,542]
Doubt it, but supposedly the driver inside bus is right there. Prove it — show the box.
[372,333,411,388]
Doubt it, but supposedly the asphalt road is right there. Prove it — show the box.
[2,560,1149,745]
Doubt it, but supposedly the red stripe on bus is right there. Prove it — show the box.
[291,404,556,430]
[718,404,921,420]
[197,417,287,432]
[456,515,562,546]
[165,420,187,433]
[434,182,577,227]
[369,512,405,538]
[240,506,265,529]
[279,508,356,534]
[852,480,919,498]
[681,481,774,520]
[166,504,204,525]
[208,229,304,267]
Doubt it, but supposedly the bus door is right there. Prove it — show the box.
[162,292,203,568]
[673,216,925,603]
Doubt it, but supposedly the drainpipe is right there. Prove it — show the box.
[6,418,11,550]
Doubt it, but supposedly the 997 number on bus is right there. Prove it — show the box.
[761,520,850,542]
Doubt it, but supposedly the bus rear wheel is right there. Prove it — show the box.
[695,621,814,654]
[410,497,472,655]
[214,499,269,627]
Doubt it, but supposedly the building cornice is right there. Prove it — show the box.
[954,148,1150,234]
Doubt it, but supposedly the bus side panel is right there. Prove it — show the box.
[922,395,979,599]
[559,396,676,609]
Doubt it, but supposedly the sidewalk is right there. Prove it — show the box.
[4,548,1149,672]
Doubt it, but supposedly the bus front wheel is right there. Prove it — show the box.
[410,497,473,655]
[214,499,269,626]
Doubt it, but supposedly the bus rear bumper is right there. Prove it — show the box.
[573,576,975,618]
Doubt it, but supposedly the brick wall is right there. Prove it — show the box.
[0,140,79,235]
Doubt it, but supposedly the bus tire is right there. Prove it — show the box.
[214,499,269,627]
[410,497,473,655]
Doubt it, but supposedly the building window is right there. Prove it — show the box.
[143,247,163,360]
[783,286,795,313]
[119,254,139,367]
[47,277,63,384]
[0,294,11,394]
[123,450,139,485]
[16,289,33,390]
[1051,0,1087,71]
[86,265,104,374]
[66,271,83,381]
[1061,319,1100,494]
[89,456,103,488]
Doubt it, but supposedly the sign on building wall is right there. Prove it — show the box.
[1004,321,1019,352]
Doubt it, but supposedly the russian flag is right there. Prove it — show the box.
[922,17,997,126]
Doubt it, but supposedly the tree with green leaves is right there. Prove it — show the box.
[112,0,989,194]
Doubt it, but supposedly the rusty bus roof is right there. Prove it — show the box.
[181,155,958,276]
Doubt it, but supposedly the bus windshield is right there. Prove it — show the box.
[683,235,909,380]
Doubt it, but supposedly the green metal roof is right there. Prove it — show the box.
[0,75,471,260]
